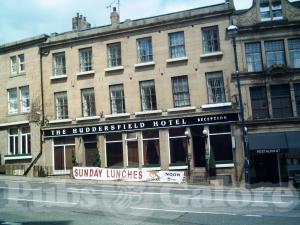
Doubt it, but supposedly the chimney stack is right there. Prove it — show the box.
[110,7,120,28]
[72,13,91,31]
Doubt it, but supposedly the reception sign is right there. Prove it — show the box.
[73,167,185,184]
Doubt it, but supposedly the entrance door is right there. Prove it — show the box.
[191,126,206,167]
[251,153,279,185]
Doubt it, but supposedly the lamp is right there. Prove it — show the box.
[227,24,250,188]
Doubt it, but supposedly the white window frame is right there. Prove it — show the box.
[8,128,19,155]
[55,92,68,120]
[125,132,138,167]
[79,48,93,72]
[53,52,66,76]
[10,56,17,75]
[172,75,190,108]
[20,86,30,113]
[18,54,25,73]
[168,31,186,59]
[81,88,96,117]
[202,26,220,54]
[105,133,123,168]
[21,127,31,154]
[109,84,125,114]
[141,131,160,166]
[137,37,153,63]
[8,88,18,114]
[140,80,157,111]
[52,140,75,175]
[107,42,122,68]
[206,71,226,104]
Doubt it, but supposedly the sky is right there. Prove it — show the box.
[0,0,298,44]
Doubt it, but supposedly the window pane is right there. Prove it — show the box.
[80,48,92,72]
[142,130,159,139]
[106,133,122,142]
[85,142,98,167]
[106,142,123,167]
[108,43,121,67]
[8,88,18,114]
[202,26,220,53]
[110,84,125,114]
[206,71,225,104]
[10,56,17,74]
[209,124,231,134]
[260,2,271,21]
[294,84,300,116]
[169,32,186,58]
[18,54,25,72]
[250,86,269,119]
[140,80,157,111]
[20,86,30,113]
[271,85,292,118]
[210,134,233,163]
[143,139,160,165]
[245,42,263,72]
[137,37,153,63]
[53,52,66,76]
[265,40,285,67]
[272,1,283,20]
[81,88,95,117]
[55,92,68,119]
[172,76,190,107]
[54,137,75,145]
[289,39,300,68]
[169,137,187,164]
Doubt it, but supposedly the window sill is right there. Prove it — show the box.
[104,66,124,72]
[4,155,32,161]
[202,102,232,109]
[76,70,95,76]
[50,75,67,80]
[134,61,155,68]
[200,51,223,58]
[10,72,26,77]
[135,110,162,116]
[216,163,234,168]
[169,164,188,170]
[167,106,196,113]
[0,120,29,128]
[142,166,161,171]
[104,113,130,119]
[75,116,100,121]
[166,57,188,63]
[49,119,72,124]
[53,170,70,175]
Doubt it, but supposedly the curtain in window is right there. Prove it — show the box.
[55,92,68,119]
[82,88,95,117]
[140,80,157,111]
[8,88,18,114]
[54,53,66,76]
[245,42,263,72]
[80,48,92,72]
[20,86,30,112]
[10,56,17,74]
[137,38,153,63]
[289,39,300,68]
[169,32,186,58]
[172,76,190,107]
[202,26,219,53]
[108,43,121,67]
[206,72,225,104]
[110,85,125,114]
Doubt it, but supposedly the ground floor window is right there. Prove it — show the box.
[126,132,139,167]
[53,137,75,174]
[142,130,160,166]
[209,124,233,164]
[83,135,98,167]
[169,128,187,164]
[106,133,123,167]
[8,126,31,155]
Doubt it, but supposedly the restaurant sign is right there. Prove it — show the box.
[44,113,239,138]
[73,167,185,184]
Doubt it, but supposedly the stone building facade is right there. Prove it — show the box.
[232,0,300,186]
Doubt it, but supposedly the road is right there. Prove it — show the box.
[0,178,299,225]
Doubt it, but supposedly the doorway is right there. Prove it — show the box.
[191,126,206,167]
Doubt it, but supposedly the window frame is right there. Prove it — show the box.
[53,52,66,76]
[288,38,300,69]
[171,75,190,108]
[137,37,153,63]
[55,91,68,120]
[7,88,18,114]
[139,80,157,111]
[20,86,30,113]
[260,0,283,21]
[202,26,220,54]
[10,56,17,75]
[270,84,293,118]
[8,128,19,155]
[245,42,263,72]
[250,86,270,120]
[107,42,122,68]
[79,47,93,72]
[205,71,226,104]
[168,31,186,59]
[81,88,96,117]
[265,39,286,67]
[18,54,25,73]
[109,84,125,114]
[142,130,160,166]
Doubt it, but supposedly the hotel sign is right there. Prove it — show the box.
[43,113,239,138]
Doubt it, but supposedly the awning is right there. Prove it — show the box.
[248,132,288,154]
[286,131,300,153]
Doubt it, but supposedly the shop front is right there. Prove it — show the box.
[43,113,240,182]
[248,132,300,187]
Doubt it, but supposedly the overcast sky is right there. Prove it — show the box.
[0,0,298,44]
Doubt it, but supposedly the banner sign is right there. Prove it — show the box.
[73,167,185,184]
[44,113,239,138]
[253,149,288,154]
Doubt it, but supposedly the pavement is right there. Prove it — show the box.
[0,175,299,225]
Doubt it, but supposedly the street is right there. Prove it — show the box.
[0,177,299,225]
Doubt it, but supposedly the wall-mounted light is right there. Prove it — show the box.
[184,129,191,139]
[202,129,208,138]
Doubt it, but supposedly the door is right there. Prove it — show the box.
[191,126,206,167]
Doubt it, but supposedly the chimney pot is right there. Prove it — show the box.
[113,7,117,12]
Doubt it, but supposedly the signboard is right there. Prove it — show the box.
[253,149,288,154]
[44,113,239,138]
[73,167,185,184]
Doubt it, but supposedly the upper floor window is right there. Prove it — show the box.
[10,54,25,75]
[55,91,68,120]
[245,42,263,72]
[294,83,300,116]
[172,75,190,107]
[270,84,293,118]
[79,48,92,72]
[206,71,226,104]
[53,52,66,76]
[8,88,18,114]
[202,26,220,54]
[20,86,30,113]
[260,0,282,21]
[81,88,96,117]
[288,38,300,68]
[168,31,186,59]
[250,86,269,119]
[140,80,157,111]
[107,42,121,68]
[109,84,125,114]
[137,37,153,63]
[265,40,285,67]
